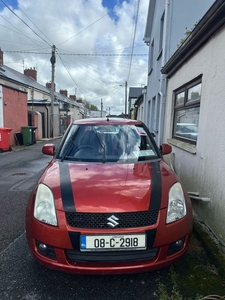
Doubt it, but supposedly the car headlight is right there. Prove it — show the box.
[166,182,187,224]
[34,183,57,226]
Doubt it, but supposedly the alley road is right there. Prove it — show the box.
[0,138,169,300]
[0,139,224,299]
[0,139,61,253]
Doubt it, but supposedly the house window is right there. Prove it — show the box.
[173,78,201,144]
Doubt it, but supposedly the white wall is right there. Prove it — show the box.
[26,86,49,100]
[164,25,225,245]
[69,106,82,121]
[137,103,144,121]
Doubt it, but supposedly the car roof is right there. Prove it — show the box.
[72,117,143,126]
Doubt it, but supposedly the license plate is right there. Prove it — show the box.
[80,234,146,251]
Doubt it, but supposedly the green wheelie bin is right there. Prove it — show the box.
[21,126,36,146]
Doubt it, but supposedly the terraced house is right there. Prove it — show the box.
[0,49,84,145]
[143,0,225,246]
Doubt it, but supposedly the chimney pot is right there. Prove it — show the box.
[24,67,37,81]
[59,90,68,97]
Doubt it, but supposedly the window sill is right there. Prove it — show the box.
[167,138,197,154]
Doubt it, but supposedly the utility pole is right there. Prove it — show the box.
[119,80,128,117]
[50,45,56,138]
[125,80,127,117]
[101,98,103,117]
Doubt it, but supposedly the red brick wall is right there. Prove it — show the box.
[3,86,28,145]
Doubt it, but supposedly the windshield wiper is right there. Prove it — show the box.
[93,127,106,163]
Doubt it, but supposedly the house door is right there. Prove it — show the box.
[0,86,3,127]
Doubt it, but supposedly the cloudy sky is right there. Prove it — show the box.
[0,0,149,115]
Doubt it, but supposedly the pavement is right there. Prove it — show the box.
[9,136,62,151]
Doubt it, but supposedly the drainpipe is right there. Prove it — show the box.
[158,0,170,146]
[144,90,148,127]
[158,91,165,146]
[31,88,34,126]
[45,105,49,138]
[142,87,147,122]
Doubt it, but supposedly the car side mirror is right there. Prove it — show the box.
[42,144,55,156]
[161,143,172,155]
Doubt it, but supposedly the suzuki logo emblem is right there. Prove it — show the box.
[107,215,119,228]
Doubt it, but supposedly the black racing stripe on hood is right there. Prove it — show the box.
[149,161,162,210]
[59,162,76,212]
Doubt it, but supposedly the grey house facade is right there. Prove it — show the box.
[143,0,215,146]
[162,0,225,246]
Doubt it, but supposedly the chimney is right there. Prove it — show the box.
[0,48,3,65]
[60,89,68,97]
[24,67,37,81]
[69,95,76,101]
[46,82,55,91]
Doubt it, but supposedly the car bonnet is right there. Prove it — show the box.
[41,160,176,213]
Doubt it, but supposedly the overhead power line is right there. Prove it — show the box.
[56,52,86,100]
[58,3,122,46]
[3,50,148,56]
[55,53,148,57]
[10,0,53,46]
[0,17,48,49]
[0,0,51,47]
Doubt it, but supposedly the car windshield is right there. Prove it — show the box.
[57,123,159,163]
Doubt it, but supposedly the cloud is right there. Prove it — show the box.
[0,0,149,115]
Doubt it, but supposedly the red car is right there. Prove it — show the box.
[26,118,193,274]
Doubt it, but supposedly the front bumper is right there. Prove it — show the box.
[26,209,192,275]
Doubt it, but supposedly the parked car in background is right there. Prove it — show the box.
[175,123,198,140]
[26,117,193,274]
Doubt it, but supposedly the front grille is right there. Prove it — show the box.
[66,210,158,229]
[66,248,158,263]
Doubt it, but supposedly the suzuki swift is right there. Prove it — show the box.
[26,118,193,274]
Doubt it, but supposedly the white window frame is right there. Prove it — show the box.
[173,76,202,145]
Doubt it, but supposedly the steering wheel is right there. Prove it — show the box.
[77,145,98,152]
[74,145,98,159]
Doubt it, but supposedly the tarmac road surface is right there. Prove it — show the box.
[0,138,224,299]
